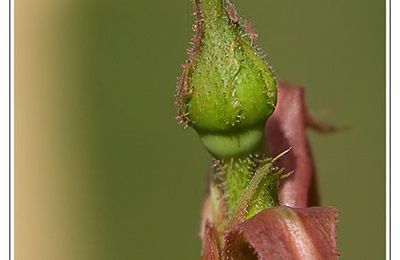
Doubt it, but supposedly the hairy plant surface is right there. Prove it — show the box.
[175,1,339,259]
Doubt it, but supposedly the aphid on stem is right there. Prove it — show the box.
[226,2,239,24]
[243,20,258,45]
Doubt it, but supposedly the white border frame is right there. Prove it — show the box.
[391,0,398,258]
[387,0,391,258]
[10,0,14,258]
[2,0,11,259]
[5,0,392,259]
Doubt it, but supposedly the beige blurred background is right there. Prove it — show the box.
[15,1,97,259]
[15,0,385,259]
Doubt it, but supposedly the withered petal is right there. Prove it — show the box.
[224,206,339,260]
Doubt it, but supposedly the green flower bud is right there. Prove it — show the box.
[176,0,277,159]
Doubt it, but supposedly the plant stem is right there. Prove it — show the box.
[224,157,254,217]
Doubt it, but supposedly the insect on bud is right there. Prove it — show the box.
[176,0,277,159]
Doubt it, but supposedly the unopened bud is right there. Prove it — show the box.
[176,0,276,159]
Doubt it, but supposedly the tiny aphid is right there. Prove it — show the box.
[226,3,239,24]
[243,20,258,45]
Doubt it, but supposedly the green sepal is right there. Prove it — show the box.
[227,149,291,228]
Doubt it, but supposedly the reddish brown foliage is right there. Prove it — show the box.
[224,207,339,260]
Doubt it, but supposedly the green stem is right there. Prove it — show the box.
[224,157,254,216]
[220,149,291,228]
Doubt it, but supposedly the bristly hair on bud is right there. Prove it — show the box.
[175,0,277,159]
[175,0,204,128]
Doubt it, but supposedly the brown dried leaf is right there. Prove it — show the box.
[202,221,222,260]
[265,83,322,207]
[224,206,339,260]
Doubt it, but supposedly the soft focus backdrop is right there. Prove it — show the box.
[15,0,385,259]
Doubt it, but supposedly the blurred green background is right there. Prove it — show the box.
[15,0,385,259]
